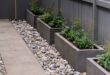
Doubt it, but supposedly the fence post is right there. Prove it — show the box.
[58,0,61,16]
[93,0,98,42]
[14,0,17,19]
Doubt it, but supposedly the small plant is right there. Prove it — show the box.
[97,43,110,71]
[73,18,82,30]
[74,35,94,49]
[39,12,54,24]
[30,0,43,15]
[39,12,64,28]
[49,16,64,28]
[61,19,94,49]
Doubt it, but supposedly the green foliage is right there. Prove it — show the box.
[73,18,82,30]
[49,16,64,28]
[62,24,94,49]
[30,0,43,15]
[74,35,94,49]
[62,28,94,49]
[97,53,110,71]
[97,43,110,71]
[39,12,54,24]
[40,12,64,28]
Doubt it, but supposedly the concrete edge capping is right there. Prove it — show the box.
[26,9,38,27]
[86,58,110,75]
[37,18,62,45]
[55,33,104,72]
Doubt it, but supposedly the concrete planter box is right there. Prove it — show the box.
[37,18,62,45]
[26,9,37,28]
[55,33,104,72]
[86,58,110,75]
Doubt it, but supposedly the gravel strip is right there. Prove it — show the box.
[12,20,81,75]
[0,54,6,75]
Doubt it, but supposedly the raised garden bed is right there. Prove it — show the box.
[86,58,110,75]
[26,9,37,28]
[37,18,62,45]
[55,33,104,72]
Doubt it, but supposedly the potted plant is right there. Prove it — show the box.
[37,12,64,45]
[26,0,43,27]
[86,43,110,75]
[55,20,104,72]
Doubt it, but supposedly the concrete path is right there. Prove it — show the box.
[0,20,46,75]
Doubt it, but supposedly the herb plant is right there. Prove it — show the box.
[49,16,64,28]
[97,43,110,71]
[30,0,43,15]
[61,19,94,49]
[39,12,64,28]
[39,12,54,24]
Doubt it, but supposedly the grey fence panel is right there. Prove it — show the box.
[0,0,14,19]
[98,8,110,44]
[0,0,29,19]
[16,0,29,19]
[40,0,58,15]
[40,0,110,44]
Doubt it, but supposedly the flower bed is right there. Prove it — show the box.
[86,43,110,75]
[86,58,110,75]
[55,21,104,72]
[26,0,43,27]
[36,12,64,45]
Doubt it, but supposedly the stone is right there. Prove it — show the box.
[12,20,80,75]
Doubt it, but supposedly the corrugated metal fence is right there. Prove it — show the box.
[0,0,29,19]
[40,0,110,45]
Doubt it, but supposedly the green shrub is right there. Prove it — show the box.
[30,0,43,15]
[61,19,94,49]
[40,12,64,28]
[39,12,54,24]
[62,27,94,49]
[49,16,64,28]
[74,35,94,49]
[97,53,110,71]
[97,43,110,71]
[73,19,82,30]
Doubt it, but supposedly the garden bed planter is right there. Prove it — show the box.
[37,18,62,45]
[86,58,110,75]
[26,9,37,28]
[55,33,104,72]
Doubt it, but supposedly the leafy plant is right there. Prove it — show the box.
[61,19,94,49]
[73,18,82,30]
[40,12,64,28]
[49,16,64,28]
[39,12,54,24]
[74,35,94,49]
[30,0,43,15]
[97,43,110,71]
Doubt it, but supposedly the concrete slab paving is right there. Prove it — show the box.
[0,20,46,75]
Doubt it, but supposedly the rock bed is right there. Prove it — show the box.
[0,55,6,75]
[12,20,81,75]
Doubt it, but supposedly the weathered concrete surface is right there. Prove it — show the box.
[86,58,110,75]
[0,20,46,75]
[26,9,37,28]
[37,18,62,45]
[55,33,104,72]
